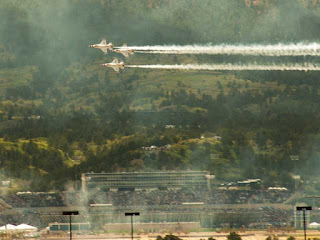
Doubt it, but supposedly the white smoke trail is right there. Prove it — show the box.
[117,43,320,56]
[126,63,320,71]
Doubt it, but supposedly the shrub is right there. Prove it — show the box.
[227,232,242,240]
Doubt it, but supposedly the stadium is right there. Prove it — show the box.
[0,171,304,235]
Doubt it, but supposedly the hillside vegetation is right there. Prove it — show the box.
[0,0,320,192]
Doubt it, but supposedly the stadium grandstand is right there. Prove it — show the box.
[81,171,213,191]
[0,189,296,229]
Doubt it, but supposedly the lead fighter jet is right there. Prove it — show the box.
[101,58,125,72]
[89,39,113,54]
[113,43,134,58]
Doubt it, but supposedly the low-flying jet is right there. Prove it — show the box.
[101,58,125,72]
[89,39,113,54]
[113,43,134,58]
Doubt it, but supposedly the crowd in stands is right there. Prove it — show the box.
[0,189,294,229]
[1,189,292,208]
[85,189,205,206]
[258,207,292,225]
[2,192,64,208]
[207,190,292,204]
[83,189,292,206]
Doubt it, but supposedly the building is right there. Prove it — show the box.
[82,171,213,192]
[48,222,90,233]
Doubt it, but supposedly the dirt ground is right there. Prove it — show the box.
[43,230,320,240]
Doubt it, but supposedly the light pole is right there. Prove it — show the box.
[125,212,140,240]
[296,206,312,240]
[63,211,79,240]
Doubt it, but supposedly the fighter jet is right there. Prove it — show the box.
[113,43,134,58]
[101,58,124,72]
[89,39,113,54]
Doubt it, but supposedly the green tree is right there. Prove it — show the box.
[227,232,241,240]
[163,235,183,240]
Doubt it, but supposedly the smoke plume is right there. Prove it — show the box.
[118,43,320,56]
[127,63,320,71]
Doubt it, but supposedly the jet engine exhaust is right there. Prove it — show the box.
[120,43,320,56]
[126,63,320,71]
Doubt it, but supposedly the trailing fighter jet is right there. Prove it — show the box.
[113,43,134,58]
[89,39,113,54]
[101,58,124,72]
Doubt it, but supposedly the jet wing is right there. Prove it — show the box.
[100,39,107,45]
[100,48,109,54]
[112,66,120,72]
[121,52,129,58]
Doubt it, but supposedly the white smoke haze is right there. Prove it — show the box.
[118,43,320,56]
[126,63,320,71]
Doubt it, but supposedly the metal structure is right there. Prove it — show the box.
[125,212,140,240]
[62,211,79,240]
[296,206,312,240]
[82,171,212,191]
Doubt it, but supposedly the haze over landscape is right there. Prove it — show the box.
[1,0,320,237]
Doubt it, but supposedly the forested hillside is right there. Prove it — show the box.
[1,0,320,192]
